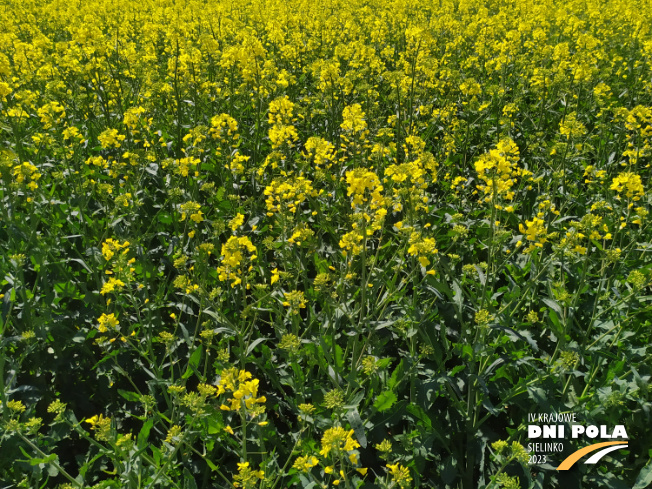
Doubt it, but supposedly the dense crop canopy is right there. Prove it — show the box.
[0,0,651,487]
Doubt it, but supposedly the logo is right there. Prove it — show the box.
[526,413,629,469]
[556,441,629,470]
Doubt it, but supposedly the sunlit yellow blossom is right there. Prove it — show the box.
[474,138,521,202]
[6,400,26,413]
[102,239,130,261]
[339,229,364,256]
[179,201,203,223]
[12,162,41,188]
[559,112,587,139]
[97,313,120,333]
[282,290,306,314]
[100,277,126,295]
[85,414,112,441]
[217,236,257,287]
[386,463,412,488]
[407,232,438,267]
[270,268,280,285]
[264,176,315,215]
[229,213,245,231]
[319,427,360,457]
[293,455,319,472]
[304,137,336,169]
[341,104,367,133]
[233,462,264,489]
[98,128,126,149]
[519,218,547,253]
[345,169,384,210]
[610,172,644,201]
[217,368,266,414]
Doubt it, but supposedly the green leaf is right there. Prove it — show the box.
[346,407,367,448]
[313,253,330,273]
[183,345,203,379]
[30,453,58,466]
[452,280,463,311]
[246,337,267,356]
[633,459,652,489]
[461,344,473,361]
[547,309,562,333]
[334,343,344,370]
[183,468,198,489]
[406,403,432,429]
[374,390,397,412]
[138,418,154,448]
[118,389,140,402]
[205,414,223,435]
[158,213,172,224]
[204,456,219,471]
[542,298,562,316]
[388,359,404,390]
[19,446,58,467]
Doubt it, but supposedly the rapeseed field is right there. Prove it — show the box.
[1,0,651,487]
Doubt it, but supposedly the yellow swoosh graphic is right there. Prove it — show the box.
[557,441,628,470]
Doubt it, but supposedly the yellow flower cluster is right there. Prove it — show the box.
[518,218,548,253]
[282,290,307,314]
[217,236,257,287]
[474,138,522,203]
[98,128,126,149]
[101,239,130,261]
[339,230,365,256]
[97,313,120,333]
[386,463,412,488]
[233,462,264,489]
[264,176,316,216]
[616,105,652,164]
[37,101,65,129]
[10,162,41,191]
[6,400,26,413]
[229,213,245,231]
[345,168,384,210]
[610,172,645,201]
[210,114,239,143]
[559,112,587,139]
[384,136,437,214]
[217,368,266,415]
[304,137,336,170]
[100,238,135,297]
[179,201,204,223]
[319,427,360,457]
[407,232,438,267]
[168,157,201,178]
[340,167,389,256]
[100,277,126,295]
[293,455,319,472]
[287,224,314,246]
[268,96,298,149]
[340,104,367,134]
[85,414,112,442]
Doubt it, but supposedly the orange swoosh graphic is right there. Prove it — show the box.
[557,441,628,470]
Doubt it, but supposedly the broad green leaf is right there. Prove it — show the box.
[388,359,404,390]
[374,390,397,412]
[138,418,154,448]
[346,407,367,448]
[183,345,203,379]
[118,389,140,402]
[633,459,652,489]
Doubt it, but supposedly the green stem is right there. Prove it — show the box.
[17,432,82,488]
